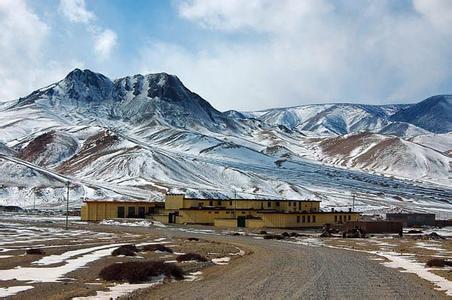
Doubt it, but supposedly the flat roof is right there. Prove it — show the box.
[84,199,162,204]
[183,198,321,202]
[180,208,356,214]
[166,193,320,202]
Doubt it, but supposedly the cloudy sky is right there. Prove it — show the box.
[1,0,452,110]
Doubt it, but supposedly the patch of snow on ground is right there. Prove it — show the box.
[33,244,123,266]
[73,276,164,300]
[99,219,166,228]
[376,252,452,296]
[212,256,231,265]
[0,286,34,297]
[0,244,124,283]
[184,271,202,282]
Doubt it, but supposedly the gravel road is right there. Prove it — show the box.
[131,229,445,300]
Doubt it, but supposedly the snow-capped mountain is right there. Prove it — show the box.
[390,95,452,134]
[245,103,427,136]
[0,69,450,215]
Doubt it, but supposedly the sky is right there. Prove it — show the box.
[0,0,452,111]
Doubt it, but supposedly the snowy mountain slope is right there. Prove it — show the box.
[0,68,450,214]
[311,133,451,184]
[409,133,452,155]
[377,122,430,138]
[390,95,452,133]
[245,103,412,136]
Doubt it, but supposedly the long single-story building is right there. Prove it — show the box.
[81,194,359,228]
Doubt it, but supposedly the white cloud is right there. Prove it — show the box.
[58,0,117,60]
[413,0,452,31]
[135,0,452,110]
[58,0,95,24]
[94,29,118,59]
[0,0,85,102]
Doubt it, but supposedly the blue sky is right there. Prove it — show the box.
[1,0,452,111]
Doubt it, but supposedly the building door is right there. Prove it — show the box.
[237,216,246,227]
[127,207,136,218]
[138,207,145,218]
[168,212,176,223]
[117,207,125,218]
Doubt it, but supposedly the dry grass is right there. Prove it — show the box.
[426,258,452,268]
[99,261,184,283]
[142,244,173,253]
[112,244,138,256]
[26,248,45,255]
[263,234,285,240]
[176,253,208,262]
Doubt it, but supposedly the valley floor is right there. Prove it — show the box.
[0,216,450,299]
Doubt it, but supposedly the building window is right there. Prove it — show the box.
[127,207,136,218]
[276,201,280,207]
[208,211,211,214]
[218,201,221,206]
[335,215,337,222]
[209,201,213,206]
[307,215,311,223]
[289,202,292,206]
[297,216,300,223]
[226,211,230,214]
[312,215,316,223]
[268,201,271,208]
[229,201,233,206]
[298,202,301,210]
[302,215,306,223]
[242,212,246,214]
[214,211,219,214]
[339,215,342,222]
[348,215,351,221]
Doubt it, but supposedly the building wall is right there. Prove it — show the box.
[165,194,185,209]
[81,202,159,221]
[342,221,402,233]
[177,209,255,224]
[386,213,435,226]
[214,218,237,227]
[261,212,359,228]
[165,195,320,212]
[246,218,265,228]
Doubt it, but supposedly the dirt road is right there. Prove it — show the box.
[128,227,445,300]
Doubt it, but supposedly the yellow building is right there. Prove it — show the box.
[160,194,358,228]
[80,194,359,228]
[80,200,163,221]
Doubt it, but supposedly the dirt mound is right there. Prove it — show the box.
[100,261,184,283]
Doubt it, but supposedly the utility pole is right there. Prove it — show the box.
[65,182,70,230]
[234,190,237,218]
[352,192,356,212]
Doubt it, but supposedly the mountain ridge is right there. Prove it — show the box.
[0,68,450,214]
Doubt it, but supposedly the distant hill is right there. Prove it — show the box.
[390,95,452,133]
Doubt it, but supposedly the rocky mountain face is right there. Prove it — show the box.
[0,69,450,214]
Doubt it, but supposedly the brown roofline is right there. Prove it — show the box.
[183,198,321,202]
[83,200,162,204]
